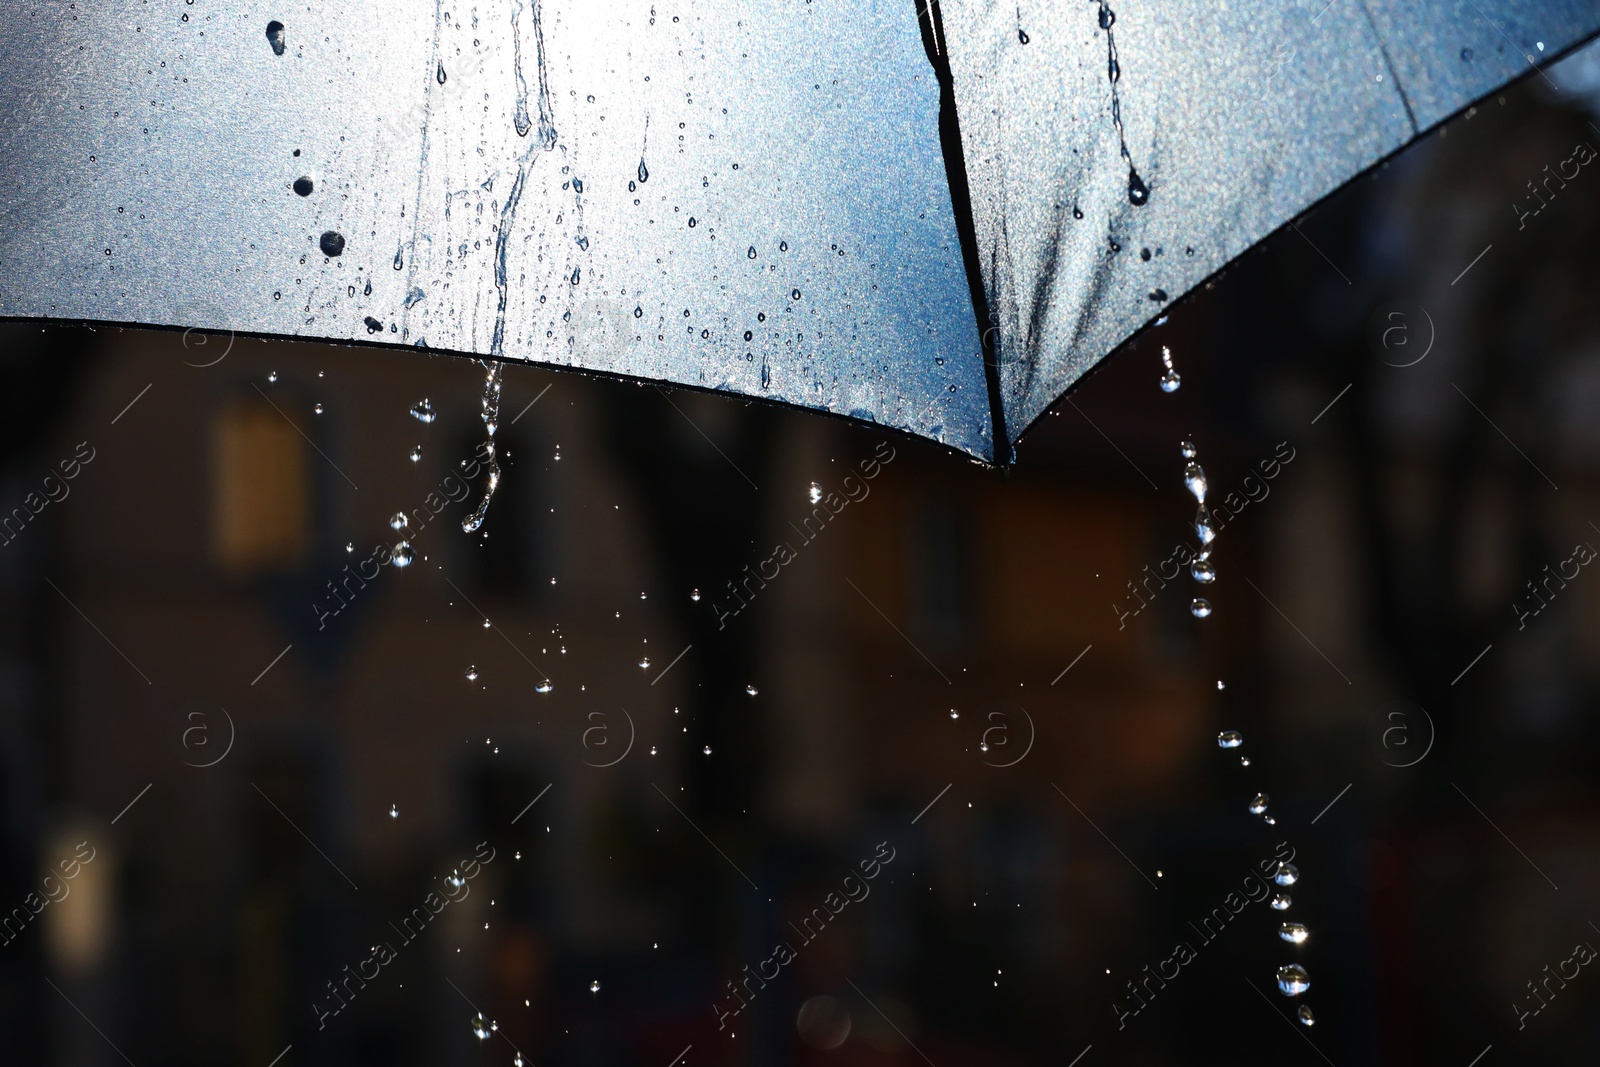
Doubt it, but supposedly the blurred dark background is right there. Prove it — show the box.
[2,61,1600,1067]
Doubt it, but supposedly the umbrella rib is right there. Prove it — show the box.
[844,577,951,684]
[654,388,759,490]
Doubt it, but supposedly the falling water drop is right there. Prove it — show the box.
[392,541,414,567]
[1160,369,1181,393]
[389,512,409,530]
[1279,922,1309,944]
[313,403,324,415]
[1190,598,1213,618]
[1270,894,1292,910]
[1276,964,1310,996]
[1297,1005,1315,1026]
[1183,462,1207,503]
[1194,505,1216,545]
[1180,439,1197,459]
[1191,560,1215,583]
[1216,730,1243,749]
[409,445,422,462]
[745,685,758,696]
[589,980,601,993]
[690,589,701,601]
[1274,862,1300,886]
[808,482,823,504]
[267,371,278,383]
[949,709,960,719]
[410,398,436,423]
[471,1013,491,1039]
[462,363,504,533]
[389,803,399,818]
[1248,792,1269,815]
[702,745,712,755]
[466,666,479,682]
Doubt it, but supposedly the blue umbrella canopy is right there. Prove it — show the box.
[0,0,1594,462]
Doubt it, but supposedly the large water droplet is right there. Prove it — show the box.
[436,61,447,85]
[1190,598,1213,618]
[638,657,651,669]
[1128,168,1150,207]
[410,398,436,423]
[409,445,422,462]
[1248,792,1269,815]
[389,512,409,530]
[1276,964,1310,996]
[1018,28,1030,43]
[1159,369,1181,393]
[808,482,822,504]
[1279,922,1308,944]
[1274,862,1300,886]
[1297,1005,1315,1026]
[466,665,479,682]
[293,176,313,197]
[589,980,601,993]
[1270,893,1292,910]
[389,803,399,818]
[535,680,553,693]
[1217,730,1243,749]
[266,20,286,56]
[1098,3,1116,30]
[1195,504,1216,545]
[1183,462,1207,503]
[320,231,346,257]
[638,159,649,184]
[1180,439,1197,459]
[392,541,414,567]
[471,1012,491,1039]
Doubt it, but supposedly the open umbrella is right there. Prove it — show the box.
[0,0,1594,462]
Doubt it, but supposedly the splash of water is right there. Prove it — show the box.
[462,362,504,533]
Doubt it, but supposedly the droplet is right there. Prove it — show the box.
[702,745,712,755]
[1276,964,1310,997]
[293,176,314,197]
[535,680,553,693]
[389,803,399,818]
[1248,792,1269,815]
[1098,3,1115,29]
[1128,169,1150,207]
[1018,28,1029,43]
[313,403,324,415]
[1194,504,1216,545]
[589,980,601,993]
[471,1012,491,1039]
[638,159,649,184]
[638,657,651,668]
[571,267,581,285]
[515,1055,527,1066]
[1240,756,1251,766]
[267,371,278,383]
[690,589,701,601]
[436,61,447,84]
[319,231,345,257]
[392,541,414,567]
[1190,598,1212,618]
[1460,47,1473,61]
[1217,730,1243,749]
[1297,1005,1315,1026]
[808,482,822,504]
[1271,894,1291,910]
[345,542,354,553]
[466,666,479,682]
[745,685,758,696]
[1274,862,1299,887]
[747,246,758,259]
[1279,922,1309,944]
[649,746,658,756]
[949,709,960,719]
[791,288,802,301]
[979,742,989,752]
[1183,462,1207,503]
[410,398,436,423]
[1180,439,1196,459]
[1159,369,1181,393]
[389,512,409,530]
[266,20,286,56]
[1191,560,1215,583]
[409,445,422,462]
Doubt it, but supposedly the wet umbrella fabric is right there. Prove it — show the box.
[0,1,1593,463]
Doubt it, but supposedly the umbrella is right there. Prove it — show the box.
[0,0,1594,463]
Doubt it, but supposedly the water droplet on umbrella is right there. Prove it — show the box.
[266,20,286,56]
[1271,894,1291,910]
[1248,793,1269,815]
[1018,29,1029,43]
[320,231,345,257]
[1274,863,1299,886]
[364,316,383,334]
[411,398,436,423]
[471,1013,491,1039]
[1276,964,1309,996]
[392,541,414,567]
[573,178,584,193]
[791,289,802,301]
[1279,922,1308,944]
[638,159,649,183]
[1128,168,1149,206]
[1098,4,1115,29]
[1190,598,1212,618]
[293,177,313,197]
[1217,730,1242,749]
[1192,560,1215,583]
[747,246,757,259]
[571,267,581,285]
[437,61,447,84]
